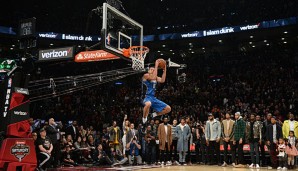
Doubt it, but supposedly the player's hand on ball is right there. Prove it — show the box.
[155,59,160,67]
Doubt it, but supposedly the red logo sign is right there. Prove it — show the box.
[10,140,30,161]
[75,50,119,62]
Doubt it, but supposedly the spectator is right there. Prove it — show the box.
[261,113,273,166]
[266,116,283,169]
[232,112,246,167]
[221,112,235,167]
[66,120,79,142]
[205,113,221,166]
[93,144,113,166]
[198,122,207,164]
[45,118,62,168]
[246,113,262,168]
[285,131,298,169]
[74,135,91,163]
[36,128,53,171]
[126,123,139,146]
[277,138,287,170]
[126,136,142,165]
[176,117,191,165]
[170,119,179,165]
[109,121,121,152]
[282,113,298,138]
[122,115,130,155]
[145,125,156,165]
[61,145,78,166]
[158,116,172,166]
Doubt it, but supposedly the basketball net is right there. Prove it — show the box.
[127,46,149,71]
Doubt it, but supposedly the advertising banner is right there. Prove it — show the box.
[75,50,119,62]
[38,46,74,61]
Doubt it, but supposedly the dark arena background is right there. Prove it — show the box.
[0,0,298,171]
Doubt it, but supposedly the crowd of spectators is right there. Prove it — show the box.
[30,46,298,170]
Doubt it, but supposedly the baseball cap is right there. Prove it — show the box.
[208,113,213,116]
[235,112,241,115]
[39,128,46,133]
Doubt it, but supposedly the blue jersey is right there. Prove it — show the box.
[143,79,157,96]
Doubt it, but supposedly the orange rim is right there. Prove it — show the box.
[122,46,149,58]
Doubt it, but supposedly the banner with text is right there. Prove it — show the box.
[75,50,119,62]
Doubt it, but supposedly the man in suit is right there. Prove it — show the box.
[158,116,172,166]
[266,116,283,169]
[282,112,298,138]
[221,112,235,167]
[205,113,221,166]
[45,118,62,168]
[126,123,139,145]
[66,120,79,141]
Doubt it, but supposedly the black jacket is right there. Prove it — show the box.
[46,124,61,143]
[265,123,282,143]
[66,125,79,141]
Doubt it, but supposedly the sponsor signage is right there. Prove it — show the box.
[18,17,36,37]
[2,16,297,40]
[14,87,29,95]
[10,140,30,162]
[38,46,74,61]
[75,50,119,62]
[3,78,12,117]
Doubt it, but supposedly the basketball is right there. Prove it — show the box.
[158,59,166,69]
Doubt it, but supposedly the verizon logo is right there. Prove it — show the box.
[39,47,74,61]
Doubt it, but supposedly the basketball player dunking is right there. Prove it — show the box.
[142,59,171,124]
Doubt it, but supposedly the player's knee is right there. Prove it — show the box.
[144,102,151,108]
[166,106,171,112]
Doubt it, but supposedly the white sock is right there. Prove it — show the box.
[142,117,147,124]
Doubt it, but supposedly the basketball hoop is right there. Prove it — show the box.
[123,46,149,71]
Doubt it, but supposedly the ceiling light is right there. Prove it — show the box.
[170,49,173,52]
[283,42,287,44]
[191,51,195,54]
[172,53,175,55]
[266,43,270,46]
[250,36,253,38]
[157,50,161,52]
[264,40,267,42]
[284,31,288,34]
[160,53,164,55]
[50,43,53,46]
[189,48,192,51]
[219,39,222,43]
[189,43,192,45]
[281,38,285,40]
[252,45,255,48]
[12,45,15,47]
[249,42,253,44]
[162,45,166,47]
[202,47,205,50]
[10,48,13,50]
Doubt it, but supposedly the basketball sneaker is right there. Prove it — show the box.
[151,112,157,118]
[142,117,147,124]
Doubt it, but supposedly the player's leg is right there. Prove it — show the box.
[143,100,151,124]
[151,98,171,117]
[156,105,171,116]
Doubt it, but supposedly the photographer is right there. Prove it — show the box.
[126,136,142,165]
[93,144,114,166]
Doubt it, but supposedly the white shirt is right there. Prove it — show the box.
[289,120,295,131]
[273,124,277,143]
[164,125,168,142]
[209,120,215,141]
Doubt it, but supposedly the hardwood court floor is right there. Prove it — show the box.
[137,165,291,171]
